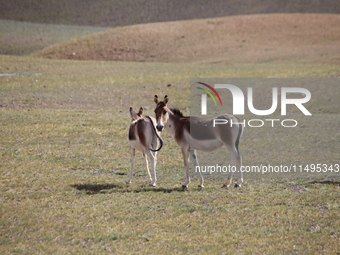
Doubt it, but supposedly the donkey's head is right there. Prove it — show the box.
[154,95,173,132]
[130,107,143,121]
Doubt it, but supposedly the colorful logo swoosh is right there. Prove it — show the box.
[196,82,223,106]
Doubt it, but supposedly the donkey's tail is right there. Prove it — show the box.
[146,116,164,152]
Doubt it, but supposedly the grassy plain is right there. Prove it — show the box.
[0,19,108,55]
[1,9,340,255]
[1,54,339,254]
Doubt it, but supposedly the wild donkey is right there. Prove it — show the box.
[128,107,163,186]
[154,95,244,188]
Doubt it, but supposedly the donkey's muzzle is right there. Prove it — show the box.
[156,124,164,132]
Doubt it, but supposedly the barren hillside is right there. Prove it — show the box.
[33,14,340,64]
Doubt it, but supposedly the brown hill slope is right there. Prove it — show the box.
[33,14,340,64]
[1,0,339,27]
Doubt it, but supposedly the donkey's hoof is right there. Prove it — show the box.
[234,183,240,188]
[221,184,230,188]
[149,183,157,187]
[181,185,188,189]
[198,184,204,188]
[126,181,132,185]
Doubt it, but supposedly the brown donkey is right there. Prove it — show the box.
[153,95,243,188]
[128,107,163,186]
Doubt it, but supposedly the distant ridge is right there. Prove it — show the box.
[0,0,339,27]
[33,14,340,64]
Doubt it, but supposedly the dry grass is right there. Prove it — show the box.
[0,54,339,254]
[1,10,339,255]
[33,14,340,64]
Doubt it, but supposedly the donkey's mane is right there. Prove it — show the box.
[170,108,189,118]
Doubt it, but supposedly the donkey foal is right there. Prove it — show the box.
[128,107,163,186]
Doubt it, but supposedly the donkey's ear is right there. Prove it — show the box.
[154,95,159,104]
[138,107,143,117]
[164,95,169,104]
[130,107,139,120]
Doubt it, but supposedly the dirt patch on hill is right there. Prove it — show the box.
[33,14,340,64]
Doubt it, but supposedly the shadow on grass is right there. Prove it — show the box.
[71,183,187,195]
[309,179,340,186]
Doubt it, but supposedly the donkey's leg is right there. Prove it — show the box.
[127,147,135,184]
[235,152,243,187]
[223,158,234,188]
[223,146,236,188]
[224,146,243,188]
[181,148,191,188]
[191,150,204,188]
[145,150,157,186]
[142,152,153,185]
